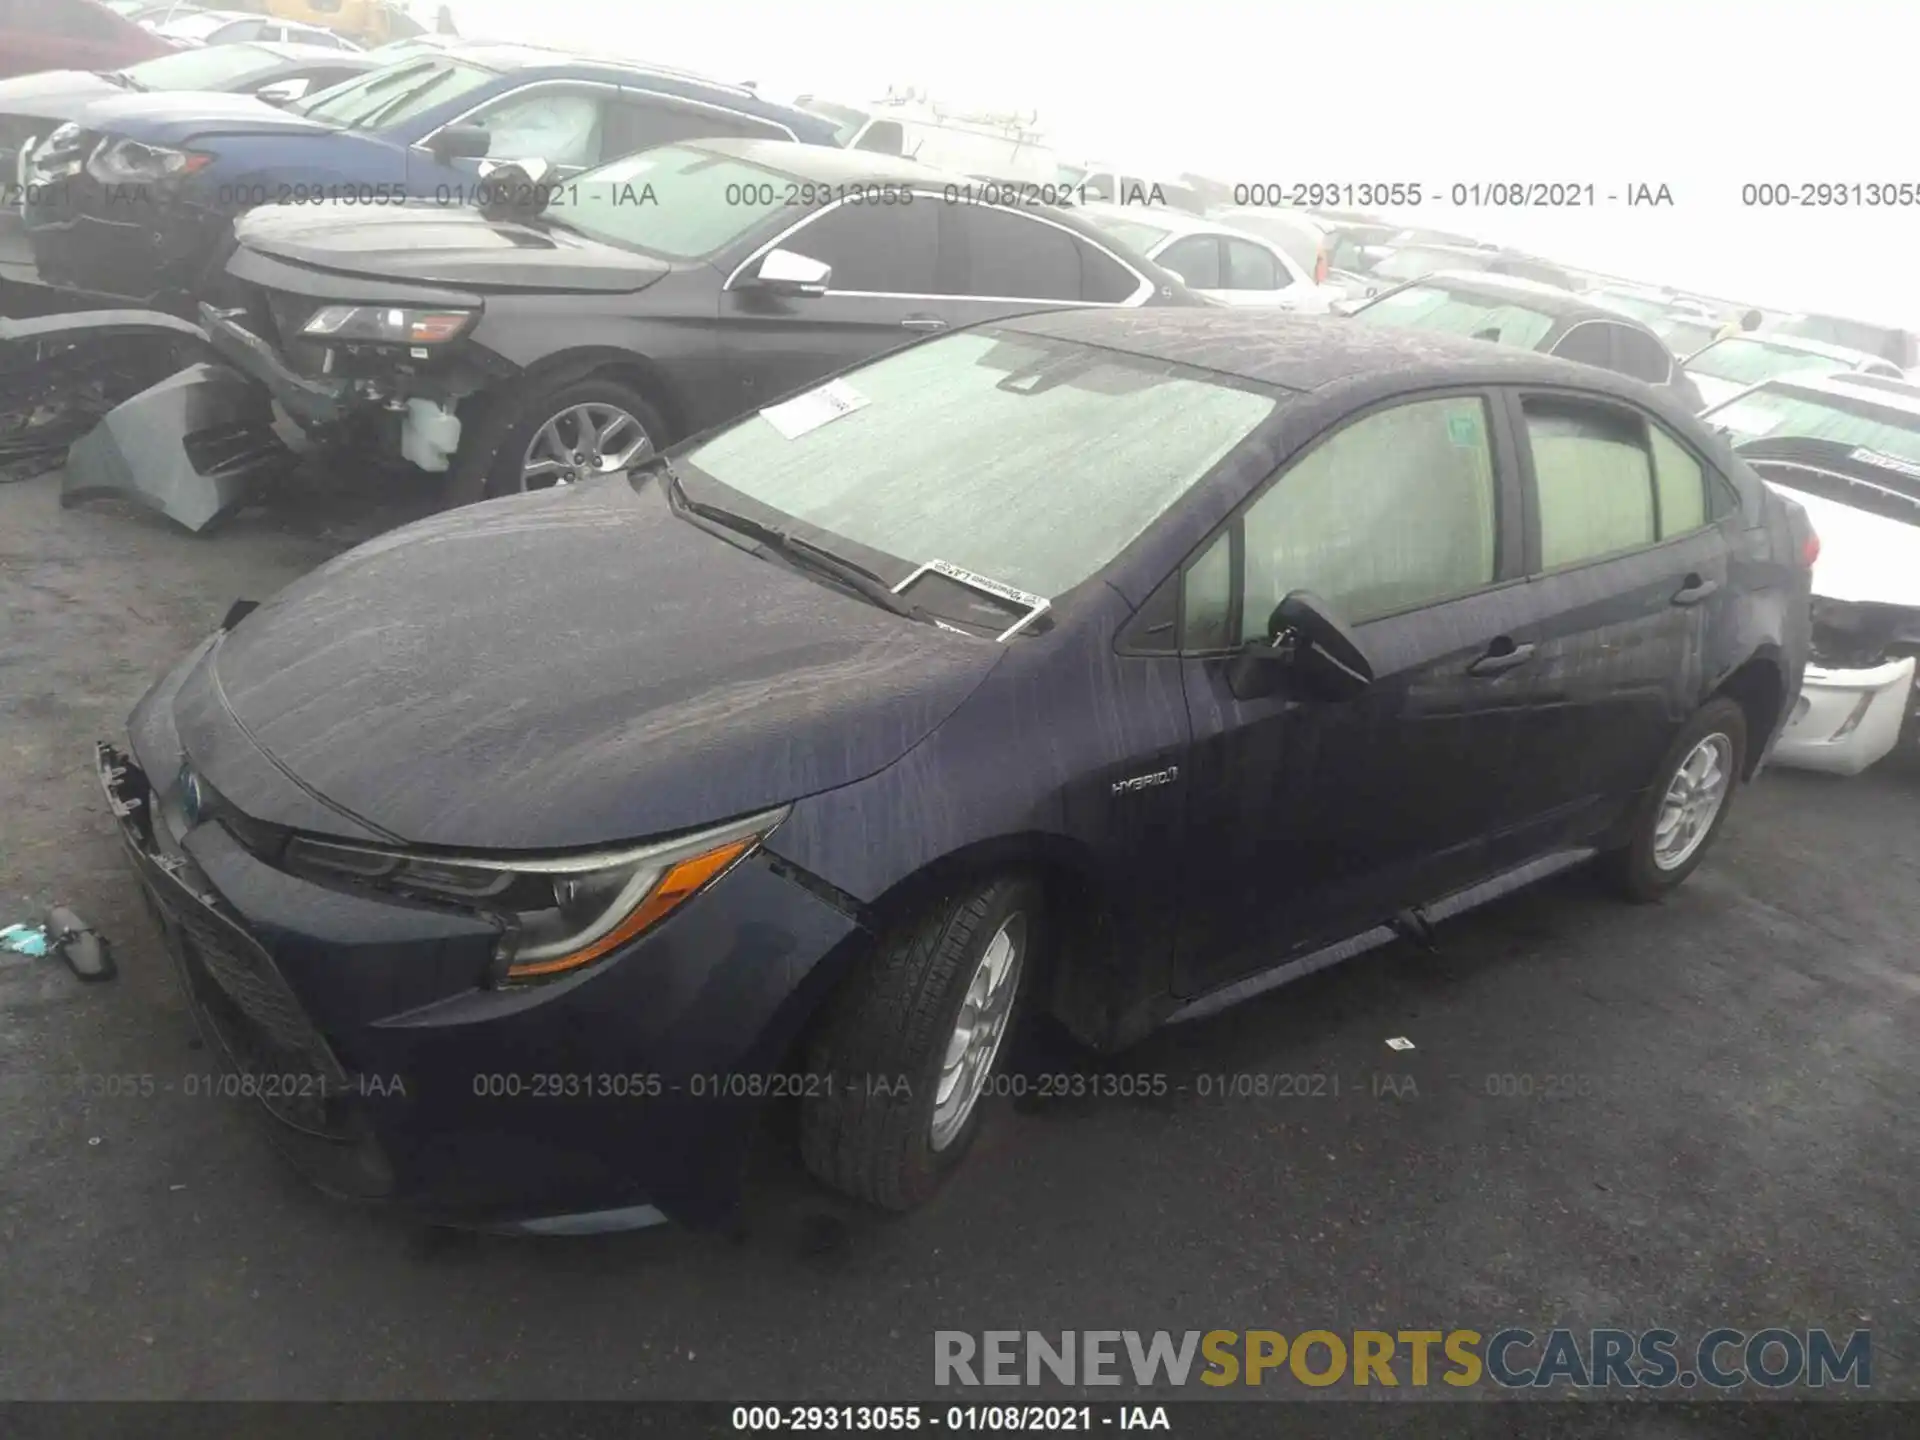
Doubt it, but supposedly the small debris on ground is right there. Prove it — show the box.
[1385,1036,1416,1051]
[1,922,49,957]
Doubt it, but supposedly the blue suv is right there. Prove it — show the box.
[22,43,840,312]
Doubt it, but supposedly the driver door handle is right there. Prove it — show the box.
[1671,574,1721,606]
[1468,638,1535,675]
[900,315,948,332]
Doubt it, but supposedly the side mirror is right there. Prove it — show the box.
[745,247,831,297]
[473,159,553,218]
[1226,590,1374,702]
[428,122,491,165]
[254,78,307,106]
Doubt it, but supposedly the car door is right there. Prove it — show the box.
[1172,390,1540,996]
[2,0,133,76]
[713,195,946,421]
[1490,388,1736,850]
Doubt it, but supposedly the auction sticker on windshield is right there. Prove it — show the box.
[758,380,870,440]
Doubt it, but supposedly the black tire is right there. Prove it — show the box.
[441,371,667,507]
[1602,697,1748,902]
[799,877,1043,1211]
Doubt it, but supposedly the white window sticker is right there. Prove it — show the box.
[758,379,870,440]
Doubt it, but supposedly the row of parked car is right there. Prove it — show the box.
[3,22,1918,798]
[6,9,1915,1233]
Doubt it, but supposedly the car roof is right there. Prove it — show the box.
[434,43,756,95]
[1397,269,1633,321]
[996,307,1674,398]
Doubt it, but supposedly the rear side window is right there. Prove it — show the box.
[1612,325,1673,384]
[1550,323,1613,367]
[1524,400,1656,567]
[1648,424,1707,534]
[938,204,1125,302]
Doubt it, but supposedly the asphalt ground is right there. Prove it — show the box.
[1,465,1914,1427]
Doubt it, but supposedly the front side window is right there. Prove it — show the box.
[1525,400,1656,568]
[1352,284,1557,350]
[464,89,605,170]
[1184,396,1500,645]
[1156,235,1220,289]
[785,199,938,292]
[682,329,1279,601]
[1223,239,1283,290]
[541,146,792,260]
[602,98,788,157]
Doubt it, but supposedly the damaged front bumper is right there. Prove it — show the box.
[96,650,865,1229]
[1771,656,1917,776]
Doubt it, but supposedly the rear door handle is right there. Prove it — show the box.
[900,315,948,332]
[1672,574,1721,606]
[1468,638,1535,675]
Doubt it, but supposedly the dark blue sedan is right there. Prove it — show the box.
[21,42,838,311]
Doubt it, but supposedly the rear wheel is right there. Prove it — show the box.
[442,372,665,507]
[1603,697,1747,902]
[799,877,1042,1211]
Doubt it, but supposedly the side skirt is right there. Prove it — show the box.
[1163,847,1597,1027]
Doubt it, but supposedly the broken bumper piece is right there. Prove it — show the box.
[1771,656,1917,776]
[61,361,295,533]
[199,300,354,429]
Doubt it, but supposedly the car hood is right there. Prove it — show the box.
[0,71,120,119]
[233,201,673,293]
[182,476,1005,850]
[68,89,331,142]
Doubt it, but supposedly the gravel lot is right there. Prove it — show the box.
[1,465,1915,1416]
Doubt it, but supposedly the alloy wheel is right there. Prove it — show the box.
[929,911,1027,1152]
[1652,732,1733,871]
[519,402,653,491]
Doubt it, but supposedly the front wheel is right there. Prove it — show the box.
[799,877,1042,1211]
[442,372,665,507]
[1603,697,1748,902]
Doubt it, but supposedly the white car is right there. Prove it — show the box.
[1705,373,1920,773]
[1685,333,1902,410]
[1071,204,1343,313]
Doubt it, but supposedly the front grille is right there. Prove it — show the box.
[149,876,353,1138]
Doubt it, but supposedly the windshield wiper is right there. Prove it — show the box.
[96,70,142,90]
[657,460,925,622]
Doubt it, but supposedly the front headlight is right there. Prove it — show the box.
[284,806,788,984]
[301,305,476,345]
[85,137,212,185]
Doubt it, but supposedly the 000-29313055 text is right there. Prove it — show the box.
[730,1405,1105,1430]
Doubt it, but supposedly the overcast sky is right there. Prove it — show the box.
[444,0,1912,323]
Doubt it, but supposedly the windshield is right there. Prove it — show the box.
[120,42,279,90]
[543,146,795,260]
[1774,313,1904,356]
[1592,291,1673,325]
[1371,246,1480,282]
[680,329,1278,602]
[296,59,494,128]
[155,12,244,40]
[1690,337,1859,386]
[1652,316,1719,359]
[1084,214,1171,254]
[1350,284,1557,349]
[802,100,868,146]
[1708,385,1920,463]
[898,122,1052,181]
